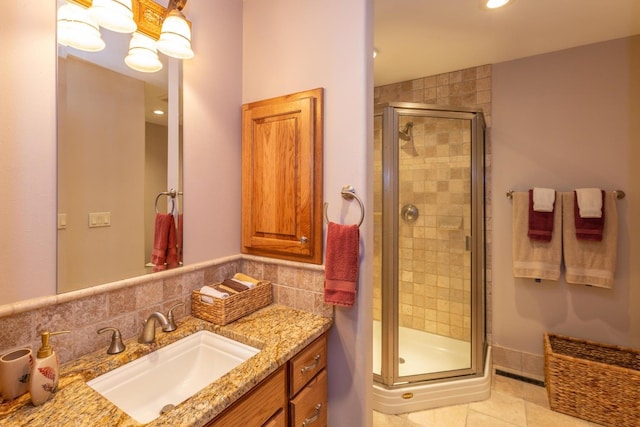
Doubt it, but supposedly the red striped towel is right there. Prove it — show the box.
[324,222,360,307]
[574,190,605,241]
[527,189,555,242]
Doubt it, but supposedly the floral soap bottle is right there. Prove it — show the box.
[29,331,69,406]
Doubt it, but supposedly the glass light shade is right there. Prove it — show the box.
[124,33,163,73]
[157,9,194,59]
[89,0,137,33]
[57,2,105,52]
[486,0,510,8]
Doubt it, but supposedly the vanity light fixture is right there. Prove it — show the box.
[153,109,165,115]
[57,1,105,52]
[88,0,137,33]
[125,32,163,72]
[485,0,510,9]
[57,0,194,72]
[157,0,194,60]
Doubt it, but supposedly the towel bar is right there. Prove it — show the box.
[323,185,365,227]
[506,189,625,200]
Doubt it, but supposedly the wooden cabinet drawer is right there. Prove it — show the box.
[289,369,327,427]
[289,334,328,397]
[263,408,286,427]
[206,366,286,426]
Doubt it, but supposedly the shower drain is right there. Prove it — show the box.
[399,357,405,364]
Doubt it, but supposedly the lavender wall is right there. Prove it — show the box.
[0,2,57,303]
[492,36,640,360]
[243,1,373,425]
[183,0,244,263]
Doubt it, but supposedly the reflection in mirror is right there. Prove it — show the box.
[57,25,183,294]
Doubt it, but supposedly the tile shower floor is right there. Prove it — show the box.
[373,371,603,426]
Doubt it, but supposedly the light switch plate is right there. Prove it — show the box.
[88,212,111,228]
[57,213,67,230]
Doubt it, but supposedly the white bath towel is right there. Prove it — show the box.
[512,192,562,280]
[533,187,556,212]
[576,188,603,218]
[562,192,617,288]
[199,285,229,303]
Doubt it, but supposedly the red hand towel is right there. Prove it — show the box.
[527,189,555,242]
[324,222,360,307]
[176,213,183,264]
[574,190,605,241]
[151,214,178,272]
[165,215,178,269]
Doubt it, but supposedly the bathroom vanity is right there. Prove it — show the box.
[207,333,328,426]
[0,305,332,426]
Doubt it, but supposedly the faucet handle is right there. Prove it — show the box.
[165,302,185,332]
[98,327,126,354]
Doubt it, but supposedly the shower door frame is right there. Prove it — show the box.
[374,102,487,388]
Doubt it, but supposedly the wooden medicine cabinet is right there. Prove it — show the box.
[241,88,324,264]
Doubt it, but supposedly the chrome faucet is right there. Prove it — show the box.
[165,302,185,332]
[98,327,126,354]
[138,312,172,344]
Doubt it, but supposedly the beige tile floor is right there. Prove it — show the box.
[373,372,603,426]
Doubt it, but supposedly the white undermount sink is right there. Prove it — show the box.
[87,330,260,424]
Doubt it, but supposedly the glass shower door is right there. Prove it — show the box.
[396,113,472,379]
[374,103,485,387]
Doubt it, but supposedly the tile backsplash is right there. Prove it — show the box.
[0,255,330,365]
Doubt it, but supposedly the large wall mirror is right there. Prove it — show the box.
[57,8,183,294]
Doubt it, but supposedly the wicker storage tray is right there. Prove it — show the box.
[544,332,640,426]
[191,280,272,325]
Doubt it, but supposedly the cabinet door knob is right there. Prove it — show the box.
[300,236,308,244]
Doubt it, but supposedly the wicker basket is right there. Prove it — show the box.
[191,281,272,325]
[544,332,640,426]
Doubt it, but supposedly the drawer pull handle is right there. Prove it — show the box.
[300,354,321,373]
[302,403,322,426]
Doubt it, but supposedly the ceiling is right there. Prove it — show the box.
[374,0,640,86]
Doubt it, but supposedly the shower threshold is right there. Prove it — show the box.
[373,346,492,415]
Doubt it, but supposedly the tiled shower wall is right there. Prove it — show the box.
[373,65,493,343]
[0,256,330,365]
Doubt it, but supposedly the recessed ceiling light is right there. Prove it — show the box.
[486,0,510,8]
[153,109,165,115]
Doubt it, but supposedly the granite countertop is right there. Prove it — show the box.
[0,304,332,426]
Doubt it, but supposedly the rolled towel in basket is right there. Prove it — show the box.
[232,273,260,288]
[221,279,250,293]
[199,285,229,303]
[232,279,255,288]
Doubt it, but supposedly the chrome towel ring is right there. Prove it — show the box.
[324,185,365,227]
[155,189,183,214]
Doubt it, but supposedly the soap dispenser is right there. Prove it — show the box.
[29,330,69,406]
